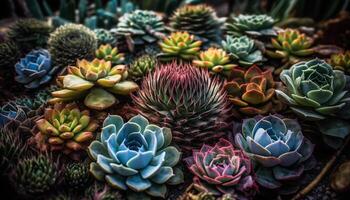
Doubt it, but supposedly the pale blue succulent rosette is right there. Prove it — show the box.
[88,114,183,200]
[276,58,350,148]
[234,115,315,194]
[0,101,27,127]
[15,49,59,89]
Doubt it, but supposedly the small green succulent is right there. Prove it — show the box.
[329,51,350,74]
[128,55,156,81]
[64,163,91,190]
[94,29,117,46]
[222,35,264,67]
[95,44,125,65]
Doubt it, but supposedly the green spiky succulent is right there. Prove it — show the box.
[64,163,91,190]
[169,4,223,43]
[226,14,276,37]
[0,41,20,73]
[128,55,156,81]
[12,154,58,195]
[0,128,26,173]
[330,51,350,74]
[94,29,117,46]
[15,86,57,110]
[95,44,125,65]
[48,23,97,68]
[115,10,166,51]
[7,19,52,52]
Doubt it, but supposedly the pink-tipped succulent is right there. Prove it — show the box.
[185,138,258,199]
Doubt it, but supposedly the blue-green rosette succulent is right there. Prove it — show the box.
[0,102,27,127]
[15,49,59,89]
[234,115,315,194]
[88,114,183,200]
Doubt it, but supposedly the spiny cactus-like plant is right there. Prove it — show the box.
[193,47,236,77]
[64,162,91,190]
[235,115,315,194]
[7,18,52,52]
[15,49,59,89]
[115,10,166,51]
[226,14,276,37]
[0,41,20,77]
[185,138,258,199]
[95,44,125,65]
[266,29,314,64]
[169,4,223,43]
[158,32,202,61]
[132,62,231,151]
[33,103,98,160]
[224,65,284,117]
[329,51,350,74]
[48,23,97,68]
[88,114,183,200]
[12,154,59,196]
[222,35,264,67]
[94,29,117,46]
[128,54,157,81]
[49,59,138,110]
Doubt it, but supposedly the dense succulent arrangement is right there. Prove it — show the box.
[1,1,350,200]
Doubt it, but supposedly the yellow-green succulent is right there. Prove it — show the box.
[95,44,125,65]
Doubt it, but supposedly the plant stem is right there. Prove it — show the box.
[291,135,350,200]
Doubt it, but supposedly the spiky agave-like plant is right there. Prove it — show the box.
[132,62,231,151]
[64,162,91,190]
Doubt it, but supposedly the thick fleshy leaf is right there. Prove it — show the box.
[278,151,302,167]
[109,81,139,95]
[140,152,165,179]
[158,146,181,167]
[256,167,282,189]
[63,75,94,91]
[126,174,152,192]
[117,122,141,144]
[150,166,174,184]
[306,89,333,104]
[317,118,350,139]
[110,163,138,176]
[273,165,304,181]
[129,115,149,133]
[97,154,114,173]
[127,151,153,169]
[247,136,271,156]
[145,124,164,150]
[88,141,108,160]
[103,115,124,131]
[90,162,105,181]
[167,167,184,185]
[84,88,116,110]
[106,174,127,190]
[146,184,167,198]
[265,140,290,157]
[290,107,326,120]
[116,150,138,166]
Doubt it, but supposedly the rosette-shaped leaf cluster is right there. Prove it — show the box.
[64,163,91,189]
[15,86,57,111]
[0,101,27,127]
[158,32,202,61]
[15,49,58,89]
[48,23,97,68]
[222,36,263,67]
[224,65,284,116]
[0,41,20,77]
[49,59,138,110]
[94,29,117,46]
[34,103,98,159]
[235,115,315,193]
[185,138,258,199]
[88,115,183,200]
[169,4,223,43]
[132,62,231,151]
[96,44,125,65]
[193,48,236,77]
[266,29,314,63]
[12,154,59,196]
[116,10,166,48]
[128,55,156,81]
[226,14,276,37]
[7,19,52,52]
[329,51,350,74]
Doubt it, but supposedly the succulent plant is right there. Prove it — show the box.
[0,41,20,76]
[181,191,216,200]
[266,29,314,64]
[0,128,27,173]
[15,86,58,111]
[329,51,350,74]
[88,114,183,200]
[234,115,315,193]
[84,183,124,200]
[48,23,97,68]
[128,55,156,81]
[169,4,224,43]
[12,154,59,196]
[95,44,125,65]
[115,10,166,51]
[49,59,138,110]
[94,29,117,46]
[158,32,202,61]
[193,47,236,77]
[14,49,58,89]
[64,162,91,189]
[132,62,231,151]
[226,14,276,37]
[0,101,27,127]
[33,103,98,159]
[7,18,52,52]
[222,36,264,67]
[224,65,284,116]
[185,138,258,199]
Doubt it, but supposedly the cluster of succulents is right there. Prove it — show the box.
[95,44,125,65]
[93,29,117,46]
[128,55,157,81]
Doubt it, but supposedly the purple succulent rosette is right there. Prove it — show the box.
[15,49,59,89]
[234,115,315,194]
[185,138,258,199]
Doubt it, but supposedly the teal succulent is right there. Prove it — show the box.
[88,115,183,200]
[15,86,57,111]
[94,29,117,46]
[235,115,315,194]
[0,101,27,127]
[64,163,91,190]
[222,36,264,67]
[226,14,277,37]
